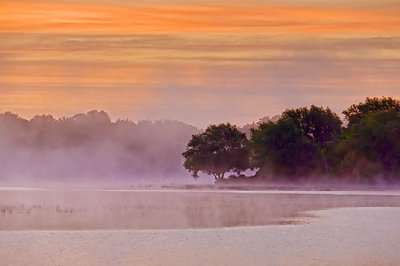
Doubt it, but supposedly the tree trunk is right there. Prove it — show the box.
[213,173,225,181]
[212,173,218,180]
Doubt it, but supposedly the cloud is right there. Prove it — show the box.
[0,1,399,127]
[1,1,399,35]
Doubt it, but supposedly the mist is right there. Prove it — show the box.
[0,110,200,187]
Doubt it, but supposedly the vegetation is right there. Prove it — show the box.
[183,97,400,183]
[182,123,250,180]
[281,105,342,146]
[250,118,319,178]
[0,110,198,183]
[334,110,400,182]
[343,96,400,126]
[0,96,399,185]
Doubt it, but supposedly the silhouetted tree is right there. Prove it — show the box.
[282,105,342,146]
[250,106,342,178]
[250,118,319,178]
[281,105,343,173]
[2,96,400,184]
[182,123,250,180]
[335,110,400,181]
[343,97,400,126]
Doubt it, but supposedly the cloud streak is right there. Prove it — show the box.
[0,0,399,127]
[1,1,399,35]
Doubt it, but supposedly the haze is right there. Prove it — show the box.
[0,111,203,186]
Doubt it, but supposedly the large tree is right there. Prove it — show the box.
[182,123,250,180]
[282,105,342,146]
[250,118,319,178]
[335,110,400,181]
[343,97,400,126]
[251,106,342,178]
[281,105,343,173]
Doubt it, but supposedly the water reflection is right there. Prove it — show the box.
[1,190,399,230]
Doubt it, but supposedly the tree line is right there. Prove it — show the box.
[183,97,400,183]
[0,111,198,183]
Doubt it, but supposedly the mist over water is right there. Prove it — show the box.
[1,109,400,266]
[0,111,200,186]
[1,188,400,265]
[1,189,400,230]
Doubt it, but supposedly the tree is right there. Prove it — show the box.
[250,106,342,178]
[281,105,343,173]
[343,97,400,126]
[282,105,342,146]
[250,118,319,178]
[335,110,400,181]
[182,123,250,180]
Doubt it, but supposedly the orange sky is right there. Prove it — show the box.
[1,1,400,34]
[0,0,399,126]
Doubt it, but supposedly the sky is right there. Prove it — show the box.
[0,0,399,127]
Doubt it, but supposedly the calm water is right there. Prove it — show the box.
[0,189,400,265]
[0,207,399,266]
[1,189,400,230]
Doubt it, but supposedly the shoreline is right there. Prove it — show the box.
[1,186,400,196]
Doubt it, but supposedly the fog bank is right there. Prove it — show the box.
[0,111,199,186]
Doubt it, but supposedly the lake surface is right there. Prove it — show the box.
[0,207,399,266]
[0,189,400,265]
[1,188,400,230]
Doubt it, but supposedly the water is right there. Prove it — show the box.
[0,207,399,266]
[1,189,400,230]
[0,189,400,265]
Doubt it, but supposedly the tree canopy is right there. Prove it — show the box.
[335,110,400,181]
[282,105,342,146]
[184,97,400,183]
[182,123,250,180]
[250,118,319,178]
[343,97,400,126]
[249,105,342,179]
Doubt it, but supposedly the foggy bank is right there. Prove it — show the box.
[0,111,199,185]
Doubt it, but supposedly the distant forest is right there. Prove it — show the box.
[0,111,198,184]
[183,97,400,184]
[0,97,399,185]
